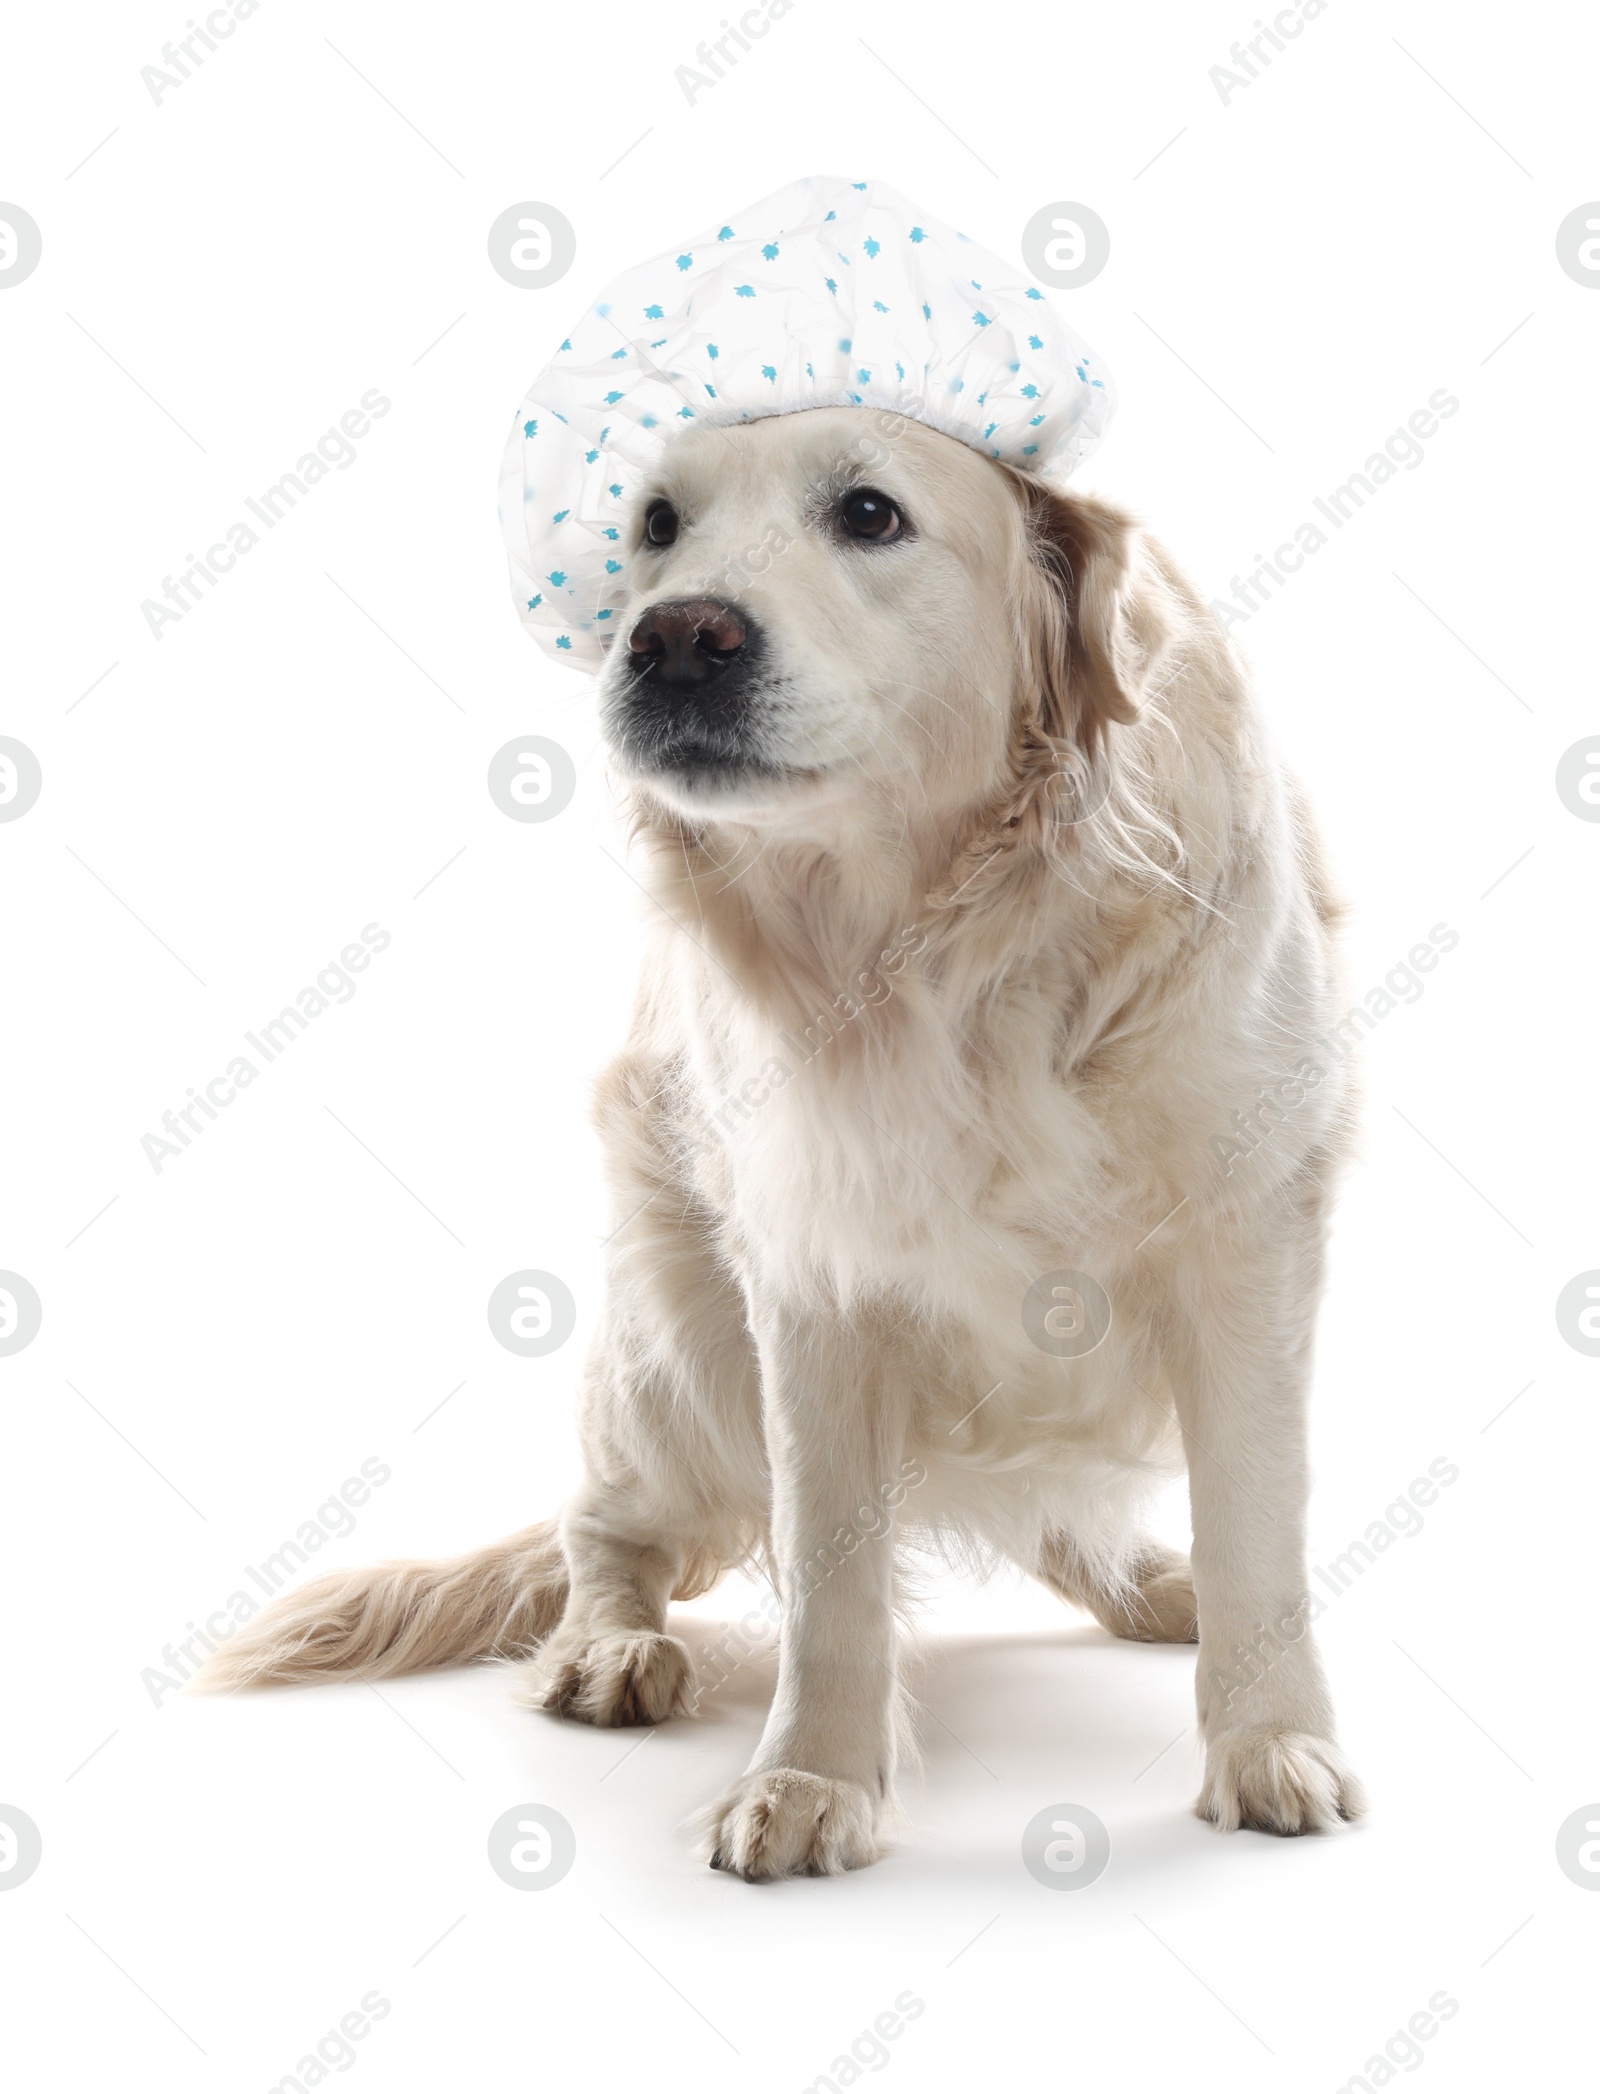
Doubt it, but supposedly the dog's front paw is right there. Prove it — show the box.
[516,1629,693,1727]
[702,1770,881,1881]
[1198,1726,1366,1836]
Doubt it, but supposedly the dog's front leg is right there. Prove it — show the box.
[1171,1215,1366,1835]
[705,1304,904,1880]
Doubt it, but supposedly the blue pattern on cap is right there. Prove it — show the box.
[499,174,1116,670]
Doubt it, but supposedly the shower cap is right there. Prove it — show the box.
[498,173,1116,669]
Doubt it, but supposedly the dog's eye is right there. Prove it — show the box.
[644,499,679,547]
[838,488,902,542]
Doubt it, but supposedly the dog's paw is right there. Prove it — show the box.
[1198,1727,1366,1836]
[702,1770,881,1881]
[1098,1556,1199,1644]
[515,1629,693,1727]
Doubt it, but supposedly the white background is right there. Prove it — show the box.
[3,0,1597,2086]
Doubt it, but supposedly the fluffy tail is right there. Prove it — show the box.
[190,1520,569,1691]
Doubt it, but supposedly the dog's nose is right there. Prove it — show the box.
[627,598,747,685]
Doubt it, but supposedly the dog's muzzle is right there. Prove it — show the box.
[608,596,773,779]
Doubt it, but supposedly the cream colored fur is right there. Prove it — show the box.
[195,407,1364,1873]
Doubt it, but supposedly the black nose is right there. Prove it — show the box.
[627,597,747,686]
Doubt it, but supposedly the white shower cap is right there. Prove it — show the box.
[498,173,1116,669]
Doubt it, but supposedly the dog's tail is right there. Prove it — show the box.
[189,1521,569,1691]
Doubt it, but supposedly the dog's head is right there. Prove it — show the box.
[596,407,1170,839]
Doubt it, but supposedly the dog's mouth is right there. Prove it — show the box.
[602,615,810,795]
[607,686,786,782]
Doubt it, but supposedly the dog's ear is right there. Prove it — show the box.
[1020,484,1169,741]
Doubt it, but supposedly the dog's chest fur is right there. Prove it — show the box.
[658,877,1209,1310]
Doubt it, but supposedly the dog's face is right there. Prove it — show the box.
[596,408,1047,833]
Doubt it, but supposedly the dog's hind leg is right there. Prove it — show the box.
[1033,1531,1199,1644]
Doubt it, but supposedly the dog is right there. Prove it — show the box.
[195,403,1365,1878]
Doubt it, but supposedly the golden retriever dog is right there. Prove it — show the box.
[195,403,1365,1877]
